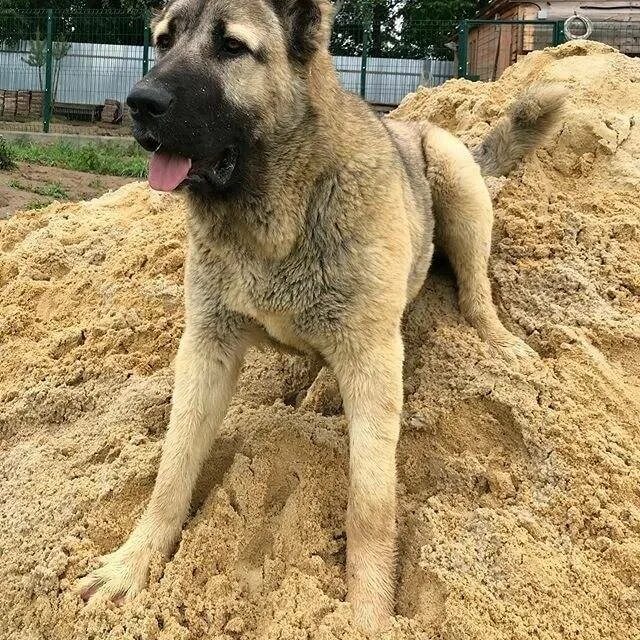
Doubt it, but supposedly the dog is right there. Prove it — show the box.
[76,0,565,631]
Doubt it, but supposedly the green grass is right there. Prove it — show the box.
[0,137,16,170]
[35,182,69,199]
[5,138,148,178]
[24,200,50,211]
[9,178,69,200]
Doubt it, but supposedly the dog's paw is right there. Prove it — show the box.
[75,545,152,604]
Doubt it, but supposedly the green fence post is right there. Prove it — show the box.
[457,19,469,79]
[553,20,566,46]
[359,16,370,99]
[43,9,54,133]
[142,12,151,76]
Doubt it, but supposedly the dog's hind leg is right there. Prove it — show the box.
[421,123,535,359]
[76,319,250,602]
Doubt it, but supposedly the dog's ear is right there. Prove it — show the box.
[288,0,323,61]
[149,7,165,31]
[272,0,333,63]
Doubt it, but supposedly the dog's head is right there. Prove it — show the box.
[127,0,333,195]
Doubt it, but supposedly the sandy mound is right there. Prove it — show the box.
[1,40,639,639]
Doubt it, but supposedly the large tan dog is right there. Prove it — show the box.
[77,0,564,631]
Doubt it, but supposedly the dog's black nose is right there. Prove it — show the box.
[127,84,173,120]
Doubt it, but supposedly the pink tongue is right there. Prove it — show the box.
[148,152,192,191]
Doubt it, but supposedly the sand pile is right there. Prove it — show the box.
[1,40,639,639]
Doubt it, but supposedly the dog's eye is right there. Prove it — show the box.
[156,33,172,51]
[221,37,248,56]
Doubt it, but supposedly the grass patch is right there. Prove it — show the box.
[0,136,16,170]
[24,199,50,211]
[5,138,148,178]
[9,178,69,200]
[35,182,69,199]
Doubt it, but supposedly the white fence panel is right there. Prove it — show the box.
[333,55,454,104]
[0,42,455,109]
[0,42,41,92]
[56,42,146,105]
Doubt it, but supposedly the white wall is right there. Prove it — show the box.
[0,41,454,109]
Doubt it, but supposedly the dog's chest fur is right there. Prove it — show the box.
[216,247,330,351]
[185,182,360,353]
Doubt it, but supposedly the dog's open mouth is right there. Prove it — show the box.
[148,146,238,192]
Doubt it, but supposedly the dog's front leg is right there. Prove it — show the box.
[328,329,404,633]
[77,323,247,602]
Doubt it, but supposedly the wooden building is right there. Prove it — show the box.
[466,0,640,80]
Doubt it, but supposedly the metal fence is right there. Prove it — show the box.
[331,19,459,105]
[1,10,640,135]
[0,11,147,134]
[589,20,640,55]
[0,13,460,133]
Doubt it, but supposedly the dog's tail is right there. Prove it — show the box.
[472,84,567,177]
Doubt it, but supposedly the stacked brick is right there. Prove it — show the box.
[0,90,45,119]
[16,91,31,117]
[0,92,125,124]
[1,91,17,118]
[100,99,123,124]
[122,106,134,127]
[30,91,44,117]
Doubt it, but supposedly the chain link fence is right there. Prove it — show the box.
[0,10,149,134]
[0,11,48,133]
[1,9,640,135]
[332,20,457,108]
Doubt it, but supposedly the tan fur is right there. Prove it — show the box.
[420,122,537,356]
[473,84,568,177]
[77,0,560,632]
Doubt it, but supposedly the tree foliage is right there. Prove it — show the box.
[0,0,160,12]
[20,27,70,98]
[0,0,162,46]
[1,0,486,57]
[332,0,485,58]
[21,28,46,88]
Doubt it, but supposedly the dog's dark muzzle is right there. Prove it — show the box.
[126,72,250,193]
[126,82,174,151]
[127,84,173,121]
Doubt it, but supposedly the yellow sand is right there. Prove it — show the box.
[1,41,639,639]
